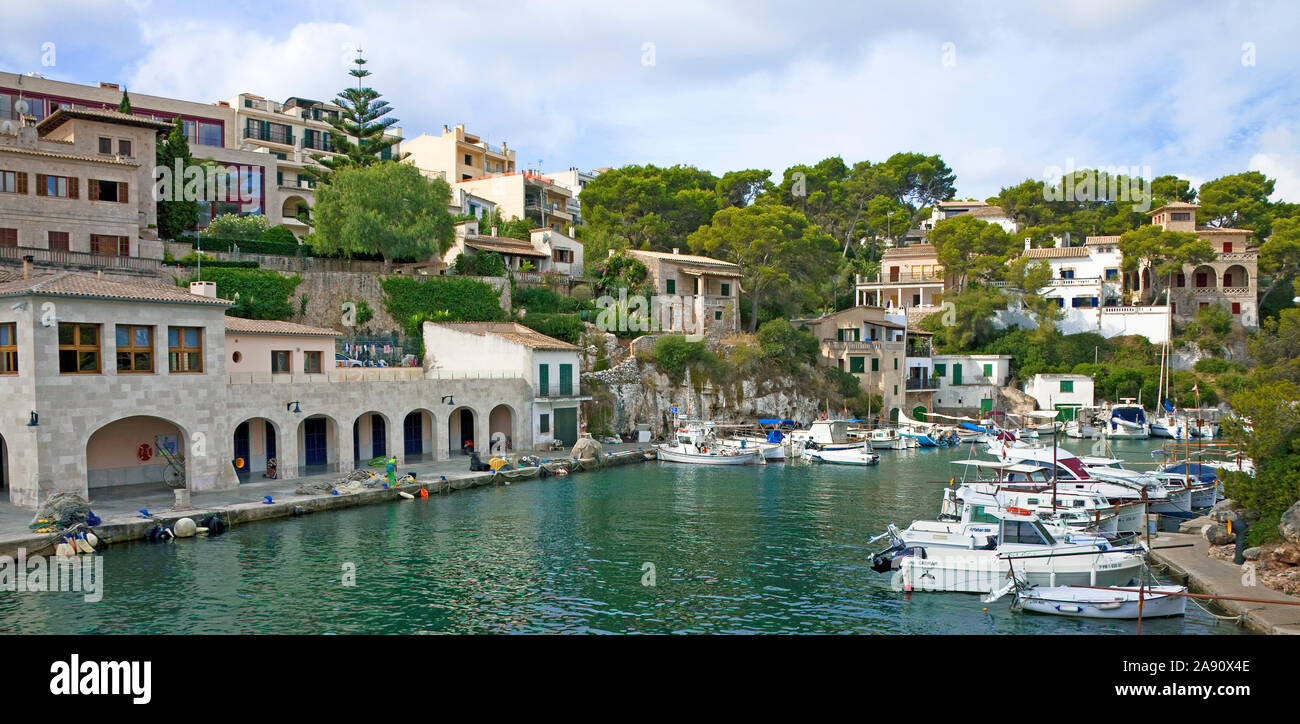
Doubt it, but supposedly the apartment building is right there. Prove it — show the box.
[452,171,574,232]
[624,248,742,337]
[921,200,1018,234]
[1140,202,1258,329]
[403,124,516,183]
[544,167,597,225]
[1,72,276,232]
[1,108,170,262]
[853,243,946,329]
[929,354,1015,415]
[227,93,401,237]
[0,269,546,507]
[1023,373,1095,420]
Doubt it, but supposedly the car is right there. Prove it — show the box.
[335,353,363,368]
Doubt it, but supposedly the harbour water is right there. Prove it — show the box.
[0,437,1248,634]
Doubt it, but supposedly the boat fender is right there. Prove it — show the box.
[85,531,99,549]
[55,541,76,558]
[418,488,429,498]
[199,516,227,536]
[398,491,415,500]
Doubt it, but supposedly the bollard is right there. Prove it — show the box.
[173,489,191,510]
[1233,520,1248,565]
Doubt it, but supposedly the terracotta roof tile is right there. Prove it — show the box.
[465,237,548,258]
[429,321,578,351]
[36,108,174,135]
[1021,247,1090,258]
[0,272,232,305]
[224,317,340,337]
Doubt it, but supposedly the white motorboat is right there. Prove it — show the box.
[724,419,797,460]
[657,424,765,466]
[1015,584,1187,619]
[1064,419,1100,439]
[1103,399,1150,439]
[862,427,908,451]
[802,445,880,466]
[943,479,1123,537]
[869,513,1146,594]
[788,420,866,451]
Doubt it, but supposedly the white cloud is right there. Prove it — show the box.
[10,0,1300,202]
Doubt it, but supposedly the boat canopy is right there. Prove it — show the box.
[1112,406,1148,424]
[757,419,795,426]
[959,422,988,432]
[1160,462,1219,483]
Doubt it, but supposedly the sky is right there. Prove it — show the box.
[5,0,1300,202]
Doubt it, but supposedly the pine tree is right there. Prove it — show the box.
[309,52,407,181]
[156,117,200,240]
[117,89,132,114]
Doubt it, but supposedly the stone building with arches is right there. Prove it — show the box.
[1140,202,1259,330]
[0,267,547,508]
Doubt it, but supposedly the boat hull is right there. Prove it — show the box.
[803,448,880,466]
[1017,585,1187,619]
[896,550,1144,594]
[656,446,763,465]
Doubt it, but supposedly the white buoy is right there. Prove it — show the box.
[398,491,415,500]
[174,517,197,538]
[55,541,75,557]
[85,531,99,548]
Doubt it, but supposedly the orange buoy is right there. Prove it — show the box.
[418,488,429,498]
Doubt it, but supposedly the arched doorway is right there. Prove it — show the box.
[488,404,514,455]
[1192,265,1217,289]
[233,418,278,483]
[353,411,389,465]
[298,414,339,475]
[403,410,435,462]
[1222,264,1248,289]
[449,406,476,455]
[912,406,928,422]
[281,195,309,221]
[889,407,900,423]
[86,415,186,491]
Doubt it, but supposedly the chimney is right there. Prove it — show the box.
[566,224,574,237]
[21,255,33,280]
[189,281,217,298]
[1024,237,1032,250]
[96,269,103,279]
[672,248,680,255]
[490,226,498,237]
[98,82,119,90]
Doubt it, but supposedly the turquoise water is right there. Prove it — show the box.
[0,437,1247,634]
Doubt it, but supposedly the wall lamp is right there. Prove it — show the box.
[287,401,302,413]
[27,411,38,427]
[441,395,455,406]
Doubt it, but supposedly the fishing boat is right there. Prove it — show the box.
[802,445,881,466]
[1014,584,1187,619]
[657,424,765,465]
[1103,399,1150,439]
[868,513,1145,593]
[863,427,908,451]
[1082,456,1219,511]
[788,420,867,451]
[946,462,1133,535]
[721,419,794,461]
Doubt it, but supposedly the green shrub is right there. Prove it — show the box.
[200,213,267,241]
[824,367,861,399]
[192,268,302,320]
[756,318,818,371]
[381,276,507,335]
[259,225,299,246]
[653,334,714,383]
[237,239,302,256]
[1194,357,1246,375]
[514,286,581,314]
[520,313,585,344]
[451,250,506,277]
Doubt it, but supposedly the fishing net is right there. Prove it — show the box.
[30,492,93,530]
[570,436,602,460]
[294,469,385,495]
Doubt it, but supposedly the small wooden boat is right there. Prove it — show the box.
[658,424,765,466]
[802,446,880,466]
[1015,584,1187,619]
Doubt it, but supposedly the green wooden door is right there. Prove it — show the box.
[952,363,963,385]
[559,364,573,396]
[538,364,549,396]
[980,398,993,414]
[554,407,578,447]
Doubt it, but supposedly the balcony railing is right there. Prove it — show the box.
[906,378,941,390]
[242,127,294,145]
[856,272,945,285]
[0,244,160,272]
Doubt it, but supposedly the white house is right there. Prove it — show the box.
[922,200,1018,234]
[994,236,1171,343]
[929,354,1014,414]
[422,322,589,449]
[1023,373,1095,420]
[529,227,584,277]
[442,220,584,279]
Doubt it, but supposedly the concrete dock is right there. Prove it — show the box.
[0,445,656,558]
[1148,521,1300,635]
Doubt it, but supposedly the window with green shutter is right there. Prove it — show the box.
[934,364,946,377]
[721,283,731,296]
[849,356,865,373]
[559,364,573,395]
[538,364,549,396]
[1060,380,1074,393]
[871,358,879,372]
[894,357,899,370]
[666,279,675,294]
[983,363,992,377]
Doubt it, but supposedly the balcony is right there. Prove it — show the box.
[535,383,591,401]
[906,378,941,390]
[242,127,294,146]
[856,272,944,285]
[0,244,160,273]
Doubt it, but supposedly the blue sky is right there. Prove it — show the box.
[6,0,1300,201]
